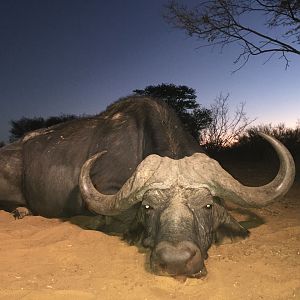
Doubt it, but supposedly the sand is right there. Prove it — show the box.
[0,162,299,300]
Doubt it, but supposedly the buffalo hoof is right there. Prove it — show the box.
[12,207,32,219]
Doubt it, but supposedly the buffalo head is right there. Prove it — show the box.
[79,133,295,278]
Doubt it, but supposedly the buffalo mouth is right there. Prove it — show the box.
[150,241,207,279]
[152,265,208,280]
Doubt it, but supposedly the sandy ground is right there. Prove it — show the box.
[0,161,299,300]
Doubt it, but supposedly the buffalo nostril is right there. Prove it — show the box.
[153,243,203,275]
[159,263,167,271]
[158,248,193,266]
[143,237,154,248]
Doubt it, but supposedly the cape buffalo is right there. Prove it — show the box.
[0,96,295,278]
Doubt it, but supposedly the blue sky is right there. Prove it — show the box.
[0,0,299,142]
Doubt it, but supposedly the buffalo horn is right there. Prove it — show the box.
[79,151,162,215]
[206,133,295,207]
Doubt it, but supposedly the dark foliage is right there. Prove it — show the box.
[0,141,5,148]
[133,83,212,141]
[208,124,300,172]
[234,124,300,158]
[9,114,78,142]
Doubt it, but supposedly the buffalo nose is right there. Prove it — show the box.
[152,241,205,277]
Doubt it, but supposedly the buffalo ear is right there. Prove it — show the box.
[212,202,249,245]
[123,224,145,245]
[123,205,146,245]
[213,224,249,245]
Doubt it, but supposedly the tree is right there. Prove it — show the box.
[0,141,5,148]
[9,114,78,142]
[240,122,300,148]
[165,0,300,70]
[229,123,300,160]
[10,117,44,142]
[133,83,212,141]
[199,93,255,149]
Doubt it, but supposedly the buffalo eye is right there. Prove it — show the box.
[143,204,153,210]
[205,204,213,209]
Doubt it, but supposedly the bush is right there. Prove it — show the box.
[237,124,300,156]
[212,124,300,168]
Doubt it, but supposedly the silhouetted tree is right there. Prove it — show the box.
[239,123,300,151]
[133,83,212,141]
[0,141,5,148]
[9,114,78,142]
[165,0,300,70]
[44,115,78,127]
[10,117,44,142]
[226,123,300,163]
[200,93,255,149]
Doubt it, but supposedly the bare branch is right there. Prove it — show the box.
[199,93,256,149]
[165,0,300,69]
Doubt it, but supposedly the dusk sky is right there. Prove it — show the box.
[0,0,299,142]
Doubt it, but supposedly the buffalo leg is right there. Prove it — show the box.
[12,207,32,219]
[0,142,27,213]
